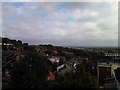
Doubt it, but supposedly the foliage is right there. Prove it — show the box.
[47,63,98,89]
[3,47,50,89]
[2,38,100,89]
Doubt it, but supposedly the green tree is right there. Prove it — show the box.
[5,50,50,89]
[48,63,98,89]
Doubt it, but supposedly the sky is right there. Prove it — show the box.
[2,2,118,47]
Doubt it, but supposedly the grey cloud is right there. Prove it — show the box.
[2,2,118,47]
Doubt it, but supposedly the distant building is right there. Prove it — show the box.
[105,53,120,57]
[105,53,120,61]
[3,43,13,46]
[48,56,60,64]
[57,64,65,72]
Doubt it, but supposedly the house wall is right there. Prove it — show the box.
[99,67,112,85]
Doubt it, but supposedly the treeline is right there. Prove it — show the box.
[2,37,28,51]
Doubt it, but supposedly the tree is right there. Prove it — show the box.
[15,40,22,46]
[4,50,50,89]
[23,43,29,50]
[75,64,98,88]
[48,63,98,89]
[17,40,22,44]
[11,39,16,45]
[2,38,9,44]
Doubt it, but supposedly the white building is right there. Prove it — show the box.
[49,56,60,64]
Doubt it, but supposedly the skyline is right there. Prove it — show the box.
[2,2,118,47]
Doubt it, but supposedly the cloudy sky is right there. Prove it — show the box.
[2,2,118,47]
